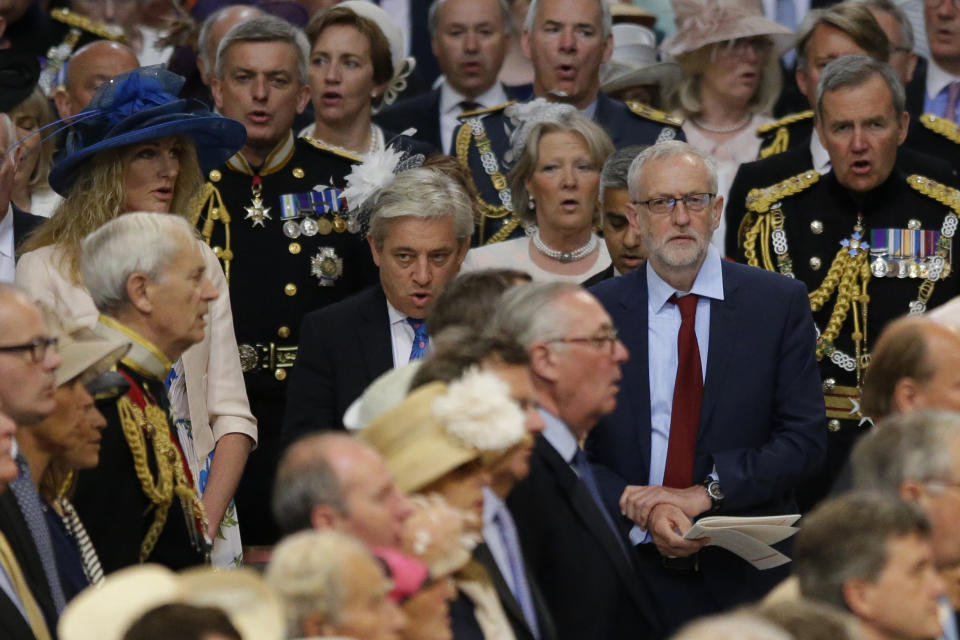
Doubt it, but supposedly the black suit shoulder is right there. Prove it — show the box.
[0,492,56,632]
[12,206,45,253]
[581,264,615,288]
[375,89,442,151]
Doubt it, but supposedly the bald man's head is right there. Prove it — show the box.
[197,5,263,85]
[54,40,139,118]
[862,317,960,422]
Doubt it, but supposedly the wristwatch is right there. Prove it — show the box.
[703,477,724,512]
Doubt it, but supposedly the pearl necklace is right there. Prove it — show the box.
[690,113,751,134]
[531,227,598,263]
[310,123,381,156]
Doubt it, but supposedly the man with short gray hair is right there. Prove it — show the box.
[74,213,217,572]
[733,55,960,509]
[587,140,825,633]
[794,492,945,640]
[376,0,525,154]
[283,167,473,440]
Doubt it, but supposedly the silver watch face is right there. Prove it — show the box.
[707,481,724,501]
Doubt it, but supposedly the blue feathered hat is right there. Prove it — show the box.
[49,65,246,196]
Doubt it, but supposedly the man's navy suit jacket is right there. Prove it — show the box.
[585,260,827,613]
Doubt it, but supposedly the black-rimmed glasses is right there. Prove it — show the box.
[635,193,715,215]
[0,336,58,363]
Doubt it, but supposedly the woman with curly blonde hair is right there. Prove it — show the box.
[16,65,256,569]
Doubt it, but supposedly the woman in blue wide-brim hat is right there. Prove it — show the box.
[15,65,258,570]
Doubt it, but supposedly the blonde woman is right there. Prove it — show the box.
[7,87,59,217]
[15,66,255,568]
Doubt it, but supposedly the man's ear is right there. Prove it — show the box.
[521,29,532,60]
[309,503,341,531]
[892,377,922,413]
[125,273,153,314]
[54,89,73,120]
[210,77,225,112]
[842,578,877,621]
[528,343,560,383]
[296,83,311,115]
[367,234,382,267]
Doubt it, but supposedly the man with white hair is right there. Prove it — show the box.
[73,213,217,572]
[266,529,406,640]
[455,0,684,246]
[586,140,826,634]
[283,166,474,440]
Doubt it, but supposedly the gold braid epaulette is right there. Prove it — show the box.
[625,101,684,126]
[50,8,125,41]
[302,136,364,162]
[918,114,960,145]
[454,119,521,245]
[741,170,820,271]
[192,182,234,282]
[116,394,207,563]
[907,173,960,212]
[756,110,814,134]
[757,111,814,158]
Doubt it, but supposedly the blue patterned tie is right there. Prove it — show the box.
[10,455,66,612]
[572,448,630,559]
[406,318,429,361]
[493,507,540,639]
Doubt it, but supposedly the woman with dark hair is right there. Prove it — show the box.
[16,66,255,567]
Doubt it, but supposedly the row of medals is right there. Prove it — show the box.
[870,254,950,279]
[282,213,360,239]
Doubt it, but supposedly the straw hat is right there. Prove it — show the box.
[660,0,794,59]
[58,564,285,640]
[610,2,657,28]
[360,382,479,493]
[601,24,683,94]
[49,65,246,196]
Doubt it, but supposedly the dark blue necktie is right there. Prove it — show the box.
[10,455,66,612]
[573,448,629,559]
[406,318,429,361]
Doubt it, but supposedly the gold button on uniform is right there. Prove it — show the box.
[828,419,841,432]
[289,242,301,254]
[810,220,823,234]
[284,283,297,296]
[209,169,222,182]
[292,167,305,179]
[809,256,822,271]
[277,326,290,339]
[275,369,287,381]
[908,219,921,230]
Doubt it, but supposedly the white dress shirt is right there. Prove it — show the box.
[387,299,431,367]
[809,128,831,175]
[439,81,509,154]
[0,205,15,284]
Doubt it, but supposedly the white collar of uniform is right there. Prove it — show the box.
[926,58,959,101]
[0,204,14,261]
[810,128,831,174]
[440,80,509,116]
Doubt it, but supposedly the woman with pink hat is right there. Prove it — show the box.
[661,0,794,255]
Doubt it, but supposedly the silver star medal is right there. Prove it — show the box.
[245,194,272,227]
[311,247,343,287]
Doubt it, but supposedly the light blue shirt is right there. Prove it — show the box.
[482,488,518,594]
[630,245,725,545]
[540,409,579,469]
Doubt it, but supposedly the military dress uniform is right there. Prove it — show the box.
[192,130,379,544]
[455,93,684,246]
[74,317,208,573]
[735,166,960,507]
[41,8,126,96]
[756,110,814,159]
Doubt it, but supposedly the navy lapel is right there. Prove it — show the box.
[536,439,649,611]
[616,270,652,476]
[357,287,394,377]
[426,89,442,151]
[699,262,740,433]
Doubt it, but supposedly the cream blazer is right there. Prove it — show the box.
[15,242,258,466]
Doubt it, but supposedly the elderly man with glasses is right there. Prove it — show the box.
[584,140,826,635]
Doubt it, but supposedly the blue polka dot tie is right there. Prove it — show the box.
[406,318,429,361]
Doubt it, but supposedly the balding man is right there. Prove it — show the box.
[196,5,263,89]
[860,316,960,424]
[272,433,412,549]
[53,40,139,119]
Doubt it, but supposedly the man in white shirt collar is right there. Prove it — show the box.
[924,0,960,121]
[376,0,512,153]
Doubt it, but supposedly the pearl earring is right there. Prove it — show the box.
[528,195,535,210]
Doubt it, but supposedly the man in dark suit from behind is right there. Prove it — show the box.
[282,166,473,441]
[587,141,826,635]
[376,0,521,154]
[494,281,662,640]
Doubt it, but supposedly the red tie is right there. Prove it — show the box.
[663,293,703,489]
